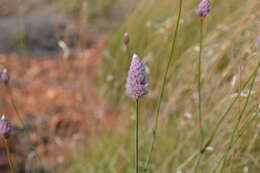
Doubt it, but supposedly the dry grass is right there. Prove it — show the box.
[57,0,260,172]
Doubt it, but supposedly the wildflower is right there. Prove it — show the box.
[0,115,12,139]
[123,33,130,46]
[126,54,148,99]
[196,0,211,18]
[1,68,9,85]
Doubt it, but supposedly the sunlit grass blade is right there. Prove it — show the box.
[187,61,260,172]
[200,61,260,153]
[213,61,260,173]
[211,107,260,173]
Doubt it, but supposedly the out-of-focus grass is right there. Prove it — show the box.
[53,0,118,26]
[58,0,260,172]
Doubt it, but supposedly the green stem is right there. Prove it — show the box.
[211,107,260,173]
[192,61,260,171]
[193,18,204,173]
[136,99,139,173]
[6,86,47,170]
[218,62,259,173]
[198,19,204,148]
[201,62,260,152]
[177,151,200,171]
[144,0,182,170]
[232,108,260,146]
[127,45,131,61]
[3,138,16,173]
[193,152,203,173]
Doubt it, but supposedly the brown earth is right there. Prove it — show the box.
[0,35,124,172]
[0,0,135,172]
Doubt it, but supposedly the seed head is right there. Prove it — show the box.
[1,68,9,85]
[0,115,12,139]
[123,33,130,46]
[196,0,211,18]
[125,54,148,99]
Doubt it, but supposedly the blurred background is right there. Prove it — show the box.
[0,0,260,172]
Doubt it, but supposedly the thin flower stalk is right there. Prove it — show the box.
[144,0,182,170]
[125,54,148,173]
[193,18,205,173]
[135,99,139,173]
[1,70,48,170]
[3,138,16,173]
[198,19,204,148]
[124,33,132,81]
[194,1,211,172]
[116,33,132,103]
[7,87,44,162]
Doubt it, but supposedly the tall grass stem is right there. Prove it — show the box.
[201,62,260,150]
[135,99,139,173]
[198,19,204,148]
[144,0,182,170]
[193,18,204,173]
[192,62,260,172]
[218,61,259,173]
[211,106,260,173]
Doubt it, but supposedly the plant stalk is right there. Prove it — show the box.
[198,19,204,149]
[219,62,259,173]
[5,85,48,171]
[136,99,139,173]
[211,107,260,173]
[144,0,182,170]
[194,19,204,173]
[3,138,15,173]
[194,62,260,173]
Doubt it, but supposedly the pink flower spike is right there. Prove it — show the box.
[125,54,149,99]
[196,0,211,18]
[1,68,9,85]
[0,115,12,139]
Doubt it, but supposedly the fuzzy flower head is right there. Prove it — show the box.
[196,0,211,18]
[123,32,130,46]
[125,54,148,99]
[0,115,12,139]
[1,68,9,85]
